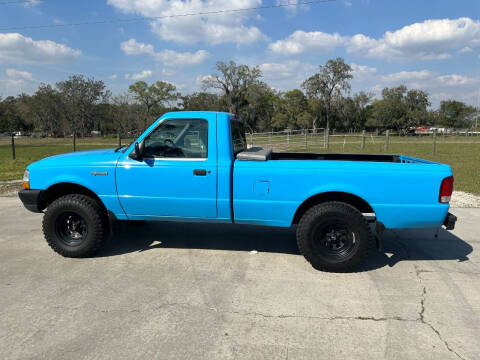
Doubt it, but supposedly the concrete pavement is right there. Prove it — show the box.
[0,196,479,359]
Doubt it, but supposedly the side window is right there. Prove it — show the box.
[143,118,208,159]
[231,120,246,155]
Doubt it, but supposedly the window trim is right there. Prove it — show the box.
[140,117,209,161]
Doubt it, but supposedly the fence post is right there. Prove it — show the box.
[286,131,290,150]
[250,133,253,147]
[324,128,329,149]
[361,130,366,149]
[432,129,437,155]
[11,133,16,160]
[268,131,272,148]
[117,132,121,148]
[73,132,76,152]
[304,130,308,150]
[385,130,389,152]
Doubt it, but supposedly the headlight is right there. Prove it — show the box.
[22,169,30,190]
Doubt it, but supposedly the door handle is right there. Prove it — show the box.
[193,169,207,176]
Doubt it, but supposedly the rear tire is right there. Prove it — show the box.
[42,194,107,257]
[296,202,372,272]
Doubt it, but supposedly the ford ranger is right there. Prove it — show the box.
[18,111,457,272]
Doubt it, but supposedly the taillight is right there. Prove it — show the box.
[439,176,454,203]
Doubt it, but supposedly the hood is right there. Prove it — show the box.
[29,148,122,170]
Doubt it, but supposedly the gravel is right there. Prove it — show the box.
[450,191,480,208]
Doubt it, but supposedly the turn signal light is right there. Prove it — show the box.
[439,176,453,203]
[22,169,30,190]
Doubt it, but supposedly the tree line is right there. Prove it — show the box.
[0,58,478,137]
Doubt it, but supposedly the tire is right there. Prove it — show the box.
[296,202,373,272]
[42,194,108,257]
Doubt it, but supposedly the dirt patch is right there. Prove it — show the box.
[0,180,22,197]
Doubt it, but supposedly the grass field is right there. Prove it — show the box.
[1,135,479,195]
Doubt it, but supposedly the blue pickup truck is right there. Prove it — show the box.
[19,111,456,272]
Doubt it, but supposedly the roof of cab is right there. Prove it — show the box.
[160,111,242,122]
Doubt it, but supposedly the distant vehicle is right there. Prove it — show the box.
[19,112,456,272]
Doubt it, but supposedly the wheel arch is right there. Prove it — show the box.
[291,191,375,225]
[39,182,107,213]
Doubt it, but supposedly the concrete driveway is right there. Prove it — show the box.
[0,196,478,359]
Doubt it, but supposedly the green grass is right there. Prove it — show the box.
[1,135,479,195]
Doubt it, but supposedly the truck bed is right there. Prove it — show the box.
[271,152,400,162]
[238,148,437,164]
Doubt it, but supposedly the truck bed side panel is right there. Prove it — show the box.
[233,160,452,229]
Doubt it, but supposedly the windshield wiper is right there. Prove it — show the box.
[114,145,126,152]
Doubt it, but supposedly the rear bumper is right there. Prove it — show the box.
[18,189,44,213]
[443,212,457,230]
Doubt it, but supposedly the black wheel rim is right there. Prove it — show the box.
[54,211,88,246]
[311,219,357,261]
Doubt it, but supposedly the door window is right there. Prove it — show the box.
[143,118,208,159]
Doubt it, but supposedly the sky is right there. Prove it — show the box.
[0,0,479,107]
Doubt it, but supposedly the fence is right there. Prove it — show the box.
[248,128,480,155]
[2,129,480,160]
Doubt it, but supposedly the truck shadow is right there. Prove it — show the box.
[97,222,473,272]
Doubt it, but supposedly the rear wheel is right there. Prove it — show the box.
[296,202,372,272]
[42,194,108,257]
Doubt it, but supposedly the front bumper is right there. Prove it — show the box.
[18,189,44,213]
[443,212,457,230]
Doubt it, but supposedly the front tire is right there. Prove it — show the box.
[296,202,373,272]
[42,194,107,257]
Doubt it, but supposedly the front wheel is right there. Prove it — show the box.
[296,202,373,272]
[42,194,108,257]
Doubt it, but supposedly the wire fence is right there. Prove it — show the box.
[1,128,480,161]
[248,128,480,154]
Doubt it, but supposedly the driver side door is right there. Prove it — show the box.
[116,116,217,220]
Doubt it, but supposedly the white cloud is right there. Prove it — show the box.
[120,38,154,55]
[125,70,152,80]
[0,33,81,64]
[346,18,480,60]
[108,0,266,45]
[120,38,209,66]
[5,69,34,81]
[269,17,480,61]
[108,74,118,80]
[196,74,215,85]
[22,0,41,7]
[350,66,480,105]
[0,69,37,96]
[350,63,377,79]
[458,46,473,53]
[162,69,176,76]
[269,30,345,55]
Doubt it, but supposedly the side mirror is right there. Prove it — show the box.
[128,139,145,160]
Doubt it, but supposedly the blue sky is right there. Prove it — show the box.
[0,0,479,107]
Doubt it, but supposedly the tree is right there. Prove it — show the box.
[128,81,179,129]
[181,92,223,111]
[437,100,477,129]
[0,96,31,133]
[368,86,431,134]
[29,84,65,137]
[110,93,140,137]
[272,89,310,130]
[239,83,278,131]
[202,60,263,114]
[56,75,110,136]
[302,57,353,131]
